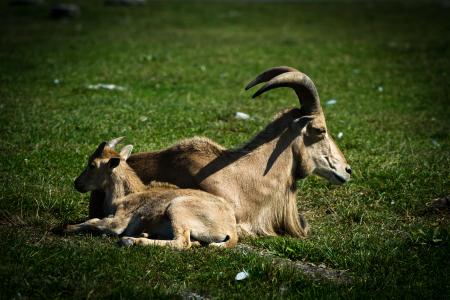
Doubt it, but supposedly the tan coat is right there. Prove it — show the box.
[85,66,351,238]
[69,144,237,249]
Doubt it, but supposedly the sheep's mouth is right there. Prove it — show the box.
[74,182,88,193]
[314,169,348,185]
[333,173,347,184]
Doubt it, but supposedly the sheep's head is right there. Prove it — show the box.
[246,66,351,185]
[294,112,351,184]
[74,138,133,193]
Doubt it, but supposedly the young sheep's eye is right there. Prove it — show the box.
[314,127,326,135]
[89,163,96,169]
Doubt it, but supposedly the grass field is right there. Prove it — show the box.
[1,0,449,298]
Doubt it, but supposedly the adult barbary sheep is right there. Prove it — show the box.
[69,142,238,249]
[82,66,352,238]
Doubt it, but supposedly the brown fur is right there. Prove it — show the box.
[85,67,351,238]
[69,146,238,249]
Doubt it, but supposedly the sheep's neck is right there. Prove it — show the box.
[103,165,146,214]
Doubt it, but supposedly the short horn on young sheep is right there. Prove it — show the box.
[107,136,125,149]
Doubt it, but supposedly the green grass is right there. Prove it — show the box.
[1,0,449,298]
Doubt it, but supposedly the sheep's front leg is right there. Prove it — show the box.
[64,217,128,236]
[119,226,191,249]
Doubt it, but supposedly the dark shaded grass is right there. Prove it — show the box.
[0,1,449,298]
[1,227,354,299]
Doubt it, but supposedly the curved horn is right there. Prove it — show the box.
[245,66,299,91]
[107,136,125,149]
[250,70,320,113]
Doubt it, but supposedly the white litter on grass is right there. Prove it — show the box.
[391,201,395,205]
[326,99,337,106]
[87,83,125,91]
[235,270,249,281]
[183,292,207,300]
[337,132,344,139]
[139,116,148,122]
[105,0,146,5]
[220,10,241,18]
[377,86,384,92]
[53,79,60,85]
[235,112,250,120]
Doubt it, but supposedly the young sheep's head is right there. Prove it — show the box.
[246,66,351,185]
[74,139,133,193]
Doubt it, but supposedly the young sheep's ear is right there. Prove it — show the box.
[291,115,314,131]
[120,145,133,161]
[94,142,107,157]
[108,157,121,169]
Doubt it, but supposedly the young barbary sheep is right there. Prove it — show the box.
[85,66,352,238]
[68,142,238,249]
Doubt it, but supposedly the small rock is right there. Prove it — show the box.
[105,0,145,5]
[429,196,450,210]
[50,4,80,19]
[10,0,44,5]
[377,86,384,92]
[337,132,344,139]
[182,292,207,300]
[53,79,60,85]
[431,139,440,147]
[140,54,155,62]
[235,270,249,281]
[235,112,250,120]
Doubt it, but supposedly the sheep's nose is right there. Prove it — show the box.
[345,166,352,175]
[74,178,86,193]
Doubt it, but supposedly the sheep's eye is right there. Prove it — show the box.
[314,127,326,135]
[89,163,96,170]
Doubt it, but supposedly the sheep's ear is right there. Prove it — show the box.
[94,142,107,157]
[120,145,133,161]
[291,115,314,131]
[108,157,121,169]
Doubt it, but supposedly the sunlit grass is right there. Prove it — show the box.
[0,1,449,298]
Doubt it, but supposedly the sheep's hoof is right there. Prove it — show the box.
[118,237,134,247]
